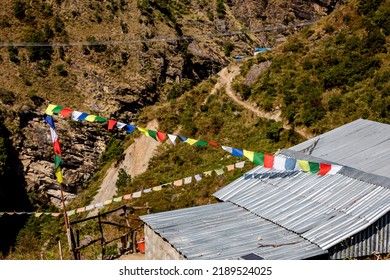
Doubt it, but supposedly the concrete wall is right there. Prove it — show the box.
[144,225,186,260]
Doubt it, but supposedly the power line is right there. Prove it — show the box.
[0,20,317,47]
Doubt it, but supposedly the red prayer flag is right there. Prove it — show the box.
[264,154,274,168]
[318,163,332,175]
[60,108,73,117]
[108,120,117,130]
[53,140,62,156]
[157,132,167,142]
[208,141,219,147]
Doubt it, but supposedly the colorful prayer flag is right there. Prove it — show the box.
[243,150,254,162]
[77,112,88,121]
[232,148,243,157]
[71,111,83,121]
[123,194,132,200]
[173,179,183,187]
[60,108,73,117]
[137,127,148,136]
[55,167,63,183]
[116,122,127,129]
[285,158,297,170]
[126,125,136,134]
[264,154,274,169]
[185,138,198,145]
[152,186,162,191]
[327,164,343,175]
[222,146,233,154]
[184,177,192,184]
[208,141,219,147]
[318,163,332,175]
[132,191,142,198]
[108,120,117,130]
[253,152,264,166]
[227,164,235,171]
[298,160,310,172]
[45,104,57,115]
[85,115,97,122]
[273,156,286,170]
[214,168,224,175]
[148,130,158,141]
[157,132,167,142]
[168,134,178,145]
[194,174,202,182]
[195,140,208,147]
[309,162,320,174]
[235,161,246,169]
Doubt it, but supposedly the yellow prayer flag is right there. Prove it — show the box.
[185,138,198,145]
[45,104,57,115]
[104,199,113,205]
[55,167,63,183]
[243,150,255,162]
[152,185,162,191]
[298,160,310,172]
[85,115,97,122]
[137,127,149,136]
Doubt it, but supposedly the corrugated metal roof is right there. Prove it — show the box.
[213,165,390,250]
[141,202,326,260]
[290,119,390,177]
[329,212,390,259]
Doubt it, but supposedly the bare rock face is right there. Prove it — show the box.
[17,109,108,206]
[244,61,272,86]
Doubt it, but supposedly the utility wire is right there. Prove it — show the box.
[0,20,317,47]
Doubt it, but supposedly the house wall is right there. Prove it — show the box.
[329,211,390,259]
[144,225,186,260]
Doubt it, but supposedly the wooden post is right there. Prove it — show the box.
[98,212,105,259]
[59,183,77,259]
[58,240,63,260]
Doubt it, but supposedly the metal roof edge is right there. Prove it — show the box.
[281,149,390,189]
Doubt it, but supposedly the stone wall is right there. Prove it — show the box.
[144,225,186,260]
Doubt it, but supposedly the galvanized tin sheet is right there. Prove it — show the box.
[141,202,326,260]
[290,119,390,178]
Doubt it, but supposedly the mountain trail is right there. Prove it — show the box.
[216,64,313,139]
[87,119,160,217]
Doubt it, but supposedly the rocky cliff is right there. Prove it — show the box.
[0,0,339,211]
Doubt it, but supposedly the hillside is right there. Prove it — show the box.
[9,0,390,260]
[232,0,390,134]
[0,0,336,258]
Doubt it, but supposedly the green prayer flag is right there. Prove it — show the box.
[95,116,107,123]
[253,152,264,166]
[148,129,158,140]
[309,162,320,173]
[52,106,64,114]
[195,141,208,147]
[54,154,63,170]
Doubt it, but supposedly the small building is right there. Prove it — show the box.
[140,119,390,260]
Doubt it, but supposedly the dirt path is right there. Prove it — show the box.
[216,64,313,139]
[88,119,160,216]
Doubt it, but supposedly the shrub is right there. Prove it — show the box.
[8,46,20,64]
[223,41,235,57]
[0,89,16,105]
[216,0,225,19]
[12,0,27,20]
[56,64,68,77]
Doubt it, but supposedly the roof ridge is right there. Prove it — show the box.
[281,149,390,189]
